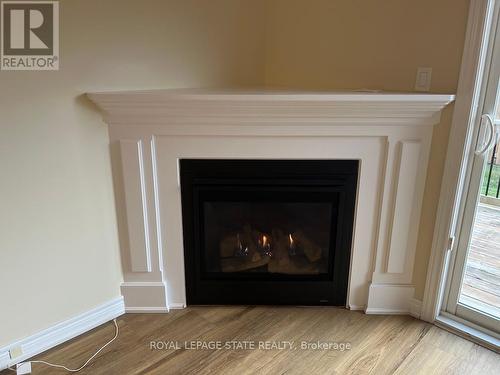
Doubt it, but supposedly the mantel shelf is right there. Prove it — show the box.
[87,89,455,125]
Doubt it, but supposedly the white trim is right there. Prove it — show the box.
[137,139,152,272]
[120,281,165,287]
[365,284,415,314]
[435,314,499,351]
[125,307,170,313]
[459,294,500,320]
[421,0,496,322]
[0,297,125,371]
[409,298,422,319]
[150,137,166,275]
[167,303,186,310]
[364,308,413,315]
[347,305,366,311]
[88,89,454,125]
[119,139,152,272]
[120,281,169,311]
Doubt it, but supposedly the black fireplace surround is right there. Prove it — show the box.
[180,159,358,306]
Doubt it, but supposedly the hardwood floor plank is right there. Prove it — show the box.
[394,323,499,375]
[1,308,498,375]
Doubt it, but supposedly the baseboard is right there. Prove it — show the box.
[348,305,366,311]
[125,306,169,313]
[0,296,125,371]
[120,281,168,312]
[364,307,412,314]
[168,302,186,310]
[365,283,415,315]
[409,298,422,319]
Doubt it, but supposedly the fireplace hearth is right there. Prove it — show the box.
[180,159,358,306]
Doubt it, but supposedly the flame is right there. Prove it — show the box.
[262,235,268,247]
[288,233,294,246]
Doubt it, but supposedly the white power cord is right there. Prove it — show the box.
[8,319,119,374]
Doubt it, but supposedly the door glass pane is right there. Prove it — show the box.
[458,87,500,319]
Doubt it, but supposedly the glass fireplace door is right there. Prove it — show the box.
[200,189,337,278]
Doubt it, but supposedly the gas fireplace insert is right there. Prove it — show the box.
[180,159,358,306]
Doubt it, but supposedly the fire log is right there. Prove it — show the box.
[293,230,322,262]
[220,255,269,272]
[220,235,238,258]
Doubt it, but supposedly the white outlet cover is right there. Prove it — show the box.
[415,67,432,92]
[9,346,23,359]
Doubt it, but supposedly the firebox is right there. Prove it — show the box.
[180,159,358,306]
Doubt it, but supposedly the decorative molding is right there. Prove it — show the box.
[119,139,152,272]
[120,281,166,287]
[0,297,124,371]
[386,141,422,274]
[364,308,413,315]
[88,89,454,125]
[168,303,187,310]
[120,281,168,312]
[154,135,397,309]
[150,138,165,274]
[409,298,423,319]
[125,307,170,313]
[365,284,415,314]
[422,0,496,322]
[348,305,366,311]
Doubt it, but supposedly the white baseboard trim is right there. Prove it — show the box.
[168,302,186,310]
[125,306,170,313]
[436,313,500,351]
[364,307,412,315]
[409,298,423,319]
[348,305,366,311]
[365,283,415,315]
[120,281,168,312]
[0,296,125,371]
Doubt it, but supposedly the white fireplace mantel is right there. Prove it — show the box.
[88,89,454,314]
[89,89,453,124]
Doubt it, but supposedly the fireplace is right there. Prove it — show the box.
[180,159,358,306]
[89,89,454,313]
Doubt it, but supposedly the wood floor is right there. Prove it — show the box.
[2,307,498,375]
[462,203,500,317]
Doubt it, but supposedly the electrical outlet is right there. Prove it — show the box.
[9,346,23,359]
[415,67,432,92]
[16,362,32,374]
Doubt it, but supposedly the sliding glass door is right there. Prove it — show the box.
[444,7,500,337]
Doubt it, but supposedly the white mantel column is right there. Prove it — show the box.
[110,136,169,312]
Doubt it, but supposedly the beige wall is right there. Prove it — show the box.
[263,0,470,299]
[0,0,266,347]
[0,0,470,347]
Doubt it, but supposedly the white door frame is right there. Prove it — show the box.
[422,0,498,322]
